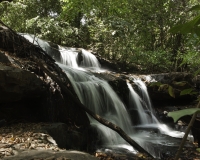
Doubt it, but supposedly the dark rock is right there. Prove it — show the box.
[193,75,200,90]
[0,26,90,129]
[0,52,11,64]
[150,72,194,84]
[4,150,99,160]
[157,111,174,128]
[77,49,83,65]
[0,119,6,127]
[148,72,196,106]
[0,64,46,103]
[38,123,89,151]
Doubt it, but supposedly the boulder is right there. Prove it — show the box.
[0,25,90,129]
[0,63,46,102]
[0,123,98,160]
[148,72,196,106]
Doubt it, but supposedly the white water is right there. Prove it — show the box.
[21,34,193,158]
[127,83,149,124]
[57,49,133,146]
[127,78,193,142]
[80,49,101,69]
[59,47,79,68]
[56,48,193,158]
[128,79,159,125]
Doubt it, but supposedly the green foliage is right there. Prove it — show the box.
[129,49,173,72]
[1,0,200,72]
[172,81,187,87]
[169,4,200,36]
[197,148,200,152]
[149,82,162,87]
[168,108,200,122]
[169,4,200,72]
[149,80,197,98]
[179,50,200,72]
[168,85,175,98]
[180,88,198,96]
[169,15,200,35]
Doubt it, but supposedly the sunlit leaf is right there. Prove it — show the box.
[188,5,200,12]
[168,108,200,122]
[196,148,200,152]
[172,81,187,87]
[194,26,200,37]
[169,15,200,34]
[149,82,162,87]
[168,85,175,98]
[180,88,194,96]
[158,84,168,91]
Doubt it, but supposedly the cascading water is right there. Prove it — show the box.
[127,78,193,157]
[80,49,101,69]
[127,77,159,125]
[59,47,79,68]
[58,48,190,158]
[127,77,193,142]
[57,49,133,147]
[21,33,194,158]
[127,83,150,124]
[133,78,156,118]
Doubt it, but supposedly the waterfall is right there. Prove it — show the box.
[52,47,193,157]
[21,33,194,158]
[127,78,159,125]
[127,83,149,124]
[57,49,133,146]
[80,49,101,69]
[127,78,193,142]
[59,47,79,68]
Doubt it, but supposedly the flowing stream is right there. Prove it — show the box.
[57,48,133,146]
[21,34,193,158]
[57,47,192,158]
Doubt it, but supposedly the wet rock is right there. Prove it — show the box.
[0,52,11,64]
[150,72,194,84]
[0,25,90,128]
[38,123,88,151]
[77,50,83,65]
[92,71,129,105]
[147,72,196,106]
[0,119,6,127]
[47,41,61,62]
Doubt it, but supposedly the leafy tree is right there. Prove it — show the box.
[0,0,199,72]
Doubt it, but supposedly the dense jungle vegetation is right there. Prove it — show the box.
[0,0,200,73]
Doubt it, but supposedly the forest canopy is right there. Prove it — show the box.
[0,0,200,73]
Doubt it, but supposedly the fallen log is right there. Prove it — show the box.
[35,58,153,158]
[0,20,153,158]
